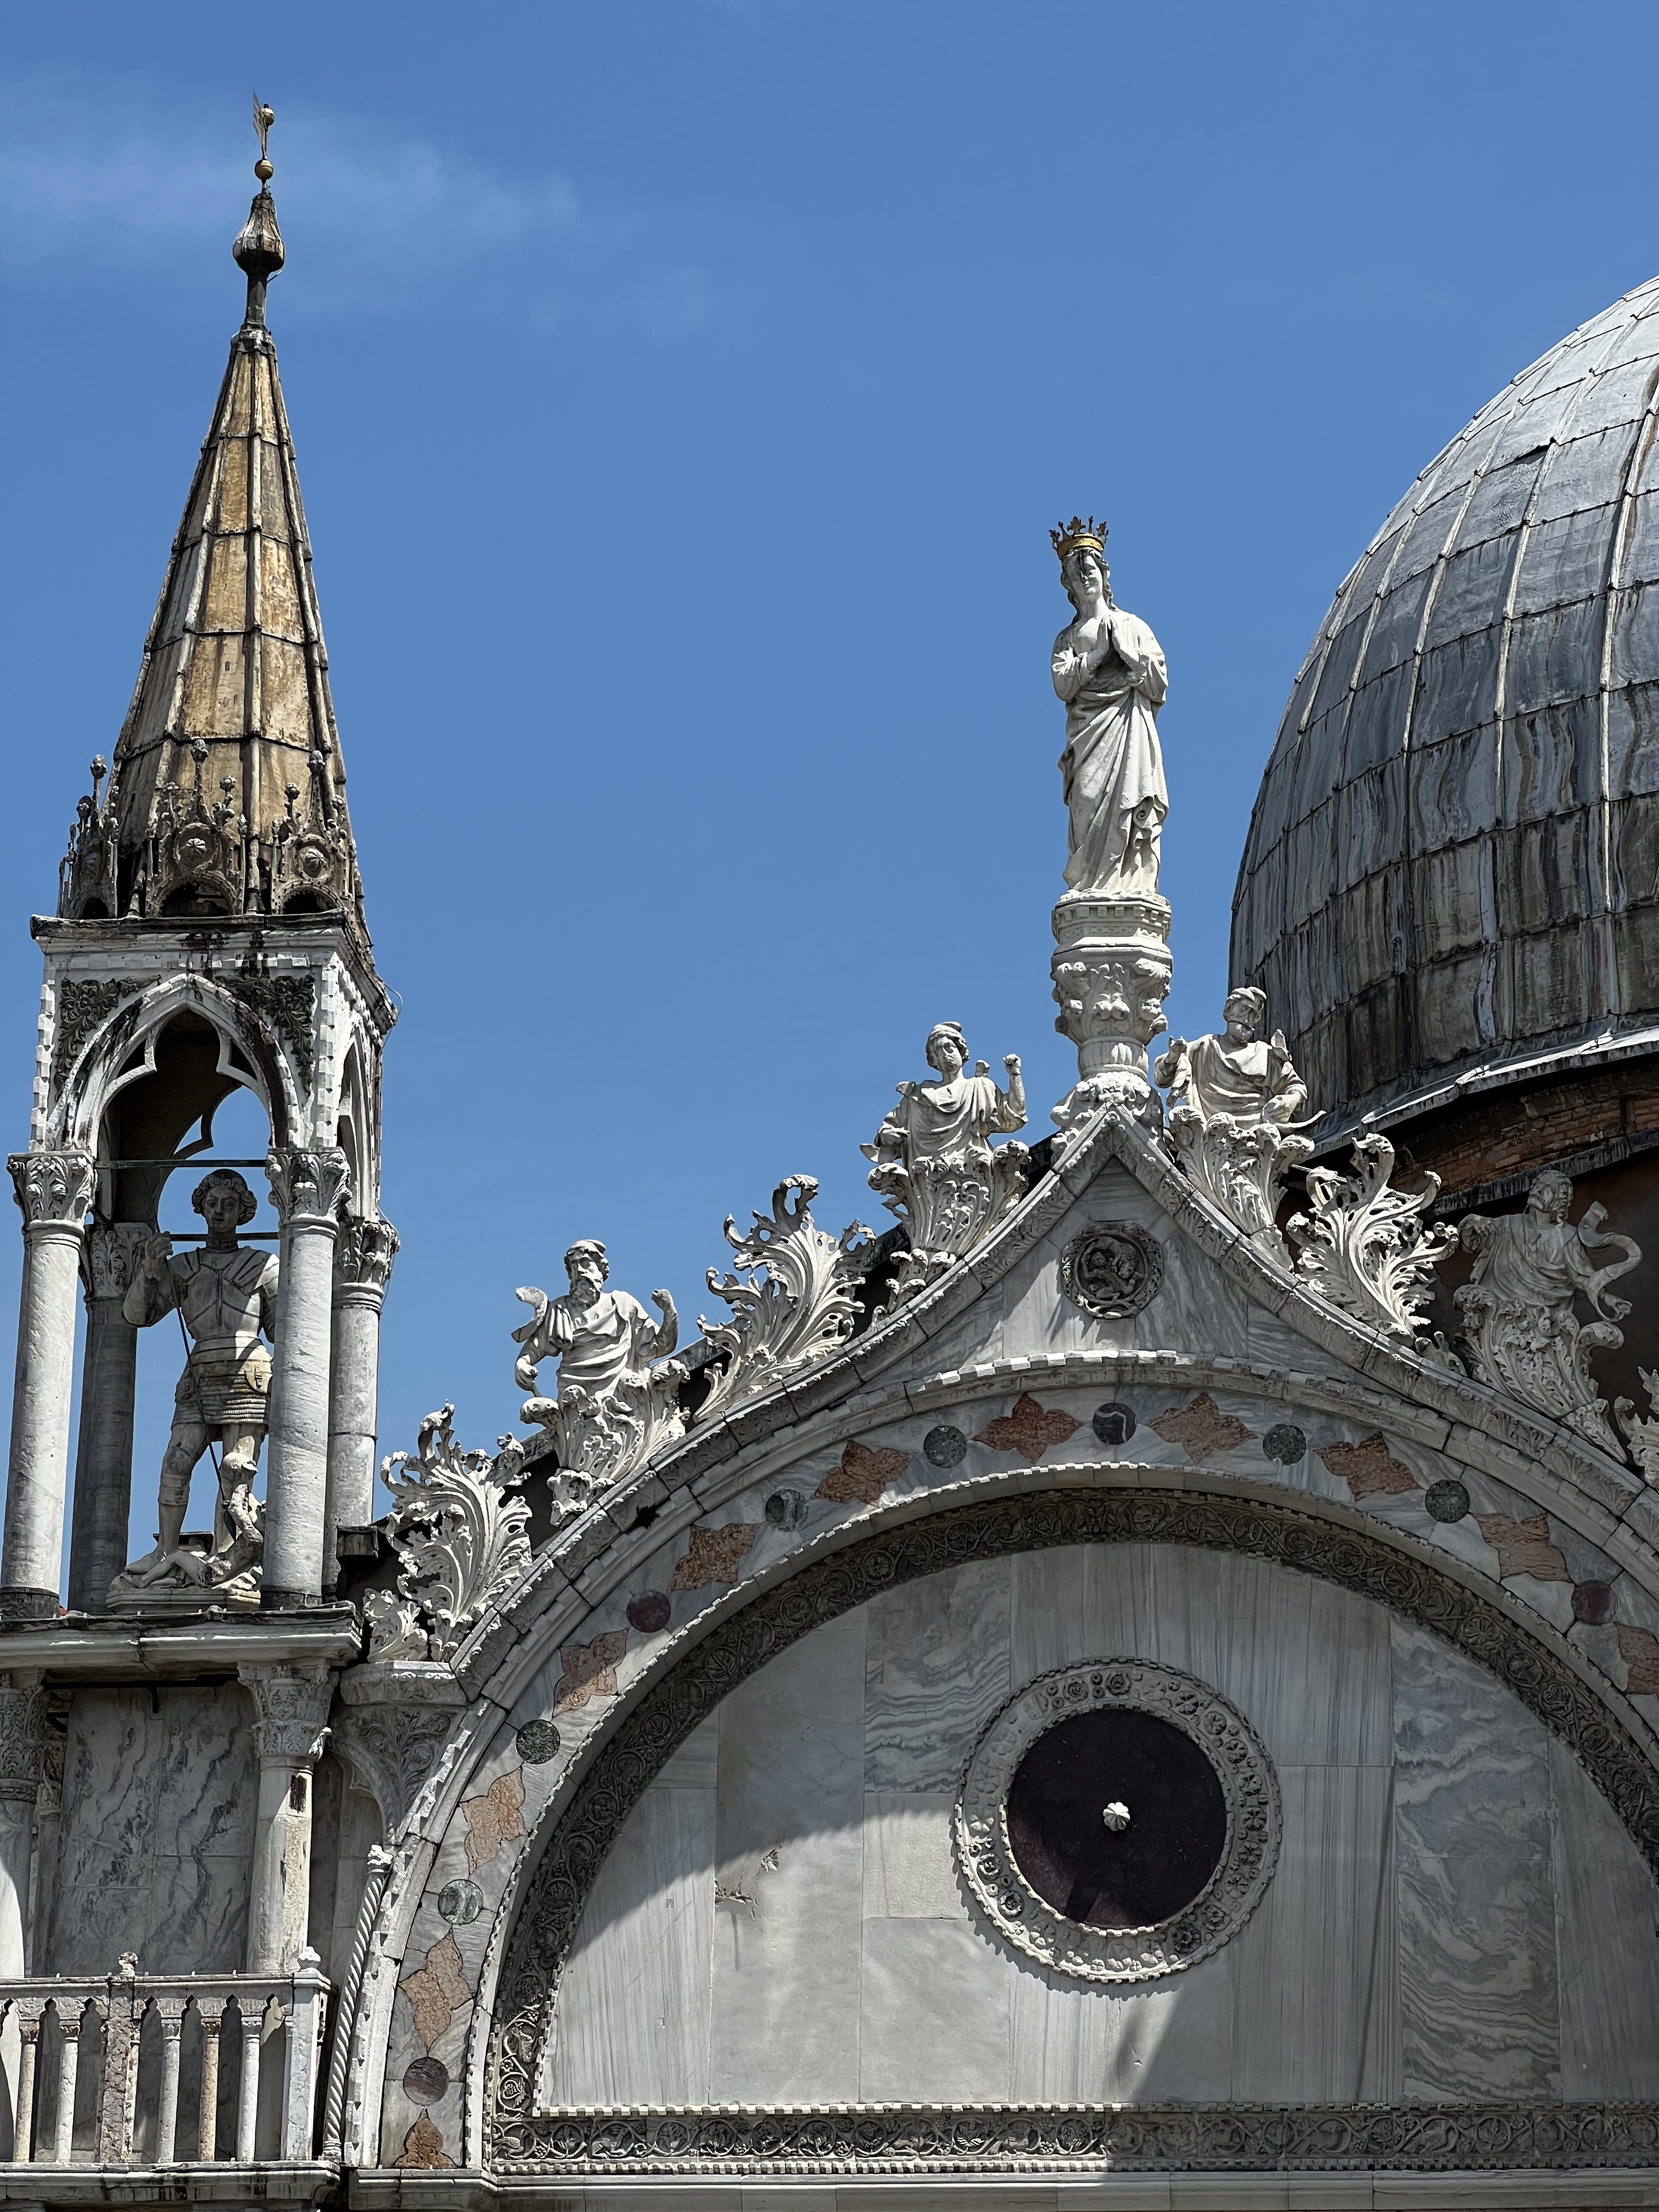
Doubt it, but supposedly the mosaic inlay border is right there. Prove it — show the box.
[487,1484,1659,2158]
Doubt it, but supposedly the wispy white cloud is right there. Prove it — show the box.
[0,75,719,339]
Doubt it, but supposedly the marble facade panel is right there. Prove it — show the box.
[53,1687,255,1973]
[1228,1763,1398,2105]
[864,1558,1010,1791]
[1550,1737,1659,2099]
[859,1918,1011,2101]
[707,1609,865,2103]
[862,1792,966,1918]
[1392,1620,1560,2100]
[548,1751,716,2107]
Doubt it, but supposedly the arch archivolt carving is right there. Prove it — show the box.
[410,1451,1659,2166]
[49,969,299,1149]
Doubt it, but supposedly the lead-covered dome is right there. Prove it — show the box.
[1232,276,1659,1141]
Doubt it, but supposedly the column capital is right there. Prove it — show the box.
[265,1146,351,1228]
[238,1660,335,1764]
[335,1212,399,1302]
[8,1150,94,1234]
[0,1674,46,1803]
[81,1220,149,1307]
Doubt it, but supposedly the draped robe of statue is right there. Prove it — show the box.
[529,1290,666,1400]
[1052,609,1170,897]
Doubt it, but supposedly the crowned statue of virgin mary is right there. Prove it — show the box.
[1049,518,1169,900]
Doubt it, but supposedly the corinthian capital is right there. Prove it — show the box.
[238,1660,335,1764]
[265,1145,351,1228]
[9,1149,95,1232]
[0,1676,46,1801]
[82,1220,150,1305]
[336,1213,399,1295]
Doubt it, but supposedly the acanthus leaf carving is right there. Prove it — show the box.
[695,1176,872,1423]
[378,1405,533,1661]
[1455,1168,1641,1460]
[336,1213,399,1295]
[265,1144,351,1225]
[9,1150,95,1232]
[1286,1131,1456,1340]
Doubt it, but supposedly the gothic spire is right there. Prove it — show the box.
[58,104,370,948]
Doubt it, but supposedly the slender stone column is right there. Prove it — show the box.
[263,1148,350,1609]
[324,1217,398,1596]
[66,1223,147,1614]
[239,1662,334,1973]
[2,1152,95,1620]
[0,1677,45,1978]
[1048,893,1173,1149]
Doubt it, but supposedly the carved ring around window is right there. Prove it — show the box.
[954,1658,1280,1983]
[1058,1219,1164,1318]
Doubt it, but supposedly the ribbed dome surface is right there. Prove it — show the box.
[1232,275,1659,1138]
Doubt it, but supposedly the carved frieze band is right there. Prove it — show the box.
[486,1484,1659,2153]
[497,2099,1659,2175]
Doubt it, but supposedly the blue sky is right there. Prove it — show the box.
[5,0,1659,1565]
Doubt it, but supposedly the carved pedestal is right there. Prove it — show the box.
[1050,893,1172,1145]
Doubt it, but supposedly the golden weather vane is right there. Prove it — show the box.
[252,94,275,181]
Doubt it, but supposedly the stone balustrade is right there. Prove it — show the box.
[0,1952,329,2172]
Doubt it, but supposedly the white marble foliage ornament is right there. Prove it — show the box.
[1615,1369,1659,1488]
[1455,1169,1641,1459]
[1287,1132,1456,1340]
[1154,987,1312,1260]
[373,1404,531,1661]
[696,1176,872,1423]
[862,1022,1029,1300]
[513,1240,686,1519]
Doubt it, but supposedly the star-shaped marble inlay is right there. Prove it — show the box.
[1149,1393,1254,1462]
[815,1439,911,1504]
[974,1392,1080,1465]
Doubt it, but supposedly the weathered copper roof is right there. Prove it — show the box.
[58,191,368,946]
[1232,276,1659,1141]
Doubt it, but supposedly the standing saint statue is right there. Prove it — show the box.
[1050,517,1169,898]
[863,1021,1029,1296]
[113,1168,278,1598]
[513,1239,686,1505]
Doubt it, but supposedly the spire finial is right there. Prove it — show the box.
[233,97,285,329]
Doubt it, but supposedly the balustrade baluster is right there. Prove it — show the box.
[196,2001,225,2162]
[236,2002,262,2162]
[156,2007,184,2165]
[51,2007,80,2164]
[13,2011,39,2161]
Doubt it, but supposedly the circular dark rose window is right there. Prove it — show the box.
[954,1659,1281,1983]
[1006,1706,1227,1928]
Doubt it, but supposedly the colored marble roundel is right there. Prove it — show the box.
[403,2056,450,2105]
[437,1877,484,1924]
[923,1425,968,1468]
[1092,1401,1136,1445]
[764,1489,808,1528]
[1058,1221,1164,1319]
[627,1588,674,1630]
[516,1718,562,1765]
[1261,1423,1306,1465]
[1425,1479,1470,1524]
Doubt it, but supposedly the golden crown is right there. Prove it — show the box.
[1051,514,1108,564]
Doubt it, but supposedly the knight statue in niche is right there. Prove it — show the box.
[1154,986,1313,1257]
[1050,518,1169,900]
[111,1168,278,1602]
[513,1239,685,1512]
[1456,1167,1641,1459]
[862,1020,1029,1297]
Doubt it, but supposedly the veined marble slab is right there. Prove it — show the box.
[1392,1619,1560,2100]
[862,1791,966,1918]
[707,1608,865,2103]
[864,1557,1010,1792]
[53,1686,255,1973]
[1551,1736,1659,2098]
